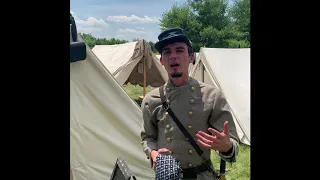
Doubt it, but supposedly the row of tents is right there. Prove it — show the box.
[70,35,250,180]
[91,39,250,146]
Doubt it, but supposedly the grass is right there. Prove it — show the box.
[211,144,250,180]
[123,83,250,180]
[123,83,154,99]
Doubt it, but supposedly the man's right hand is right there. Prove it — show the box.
[151,148,170,170]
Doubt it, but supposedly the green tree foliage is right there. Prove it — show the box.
[229,0,250,41]
[159,3,203,51]
[79,33,129,49]
[80,34,159,53]
[148,41,157,53]
[159,0,250,51]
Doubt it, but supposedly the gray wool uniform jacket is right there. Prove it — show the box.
[140,77,239,169]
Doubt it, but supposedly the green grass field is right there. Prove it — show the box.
[123,83,250,180]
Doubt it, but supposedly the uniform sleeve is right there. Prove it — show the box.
[140,97,158,167]
[209,90,240,163]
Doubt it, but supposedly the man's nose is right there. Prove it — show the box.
[168,51,177,60]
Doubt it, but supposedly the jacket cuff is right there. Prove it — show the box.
[218,139,239,163]
[145,145,158,168]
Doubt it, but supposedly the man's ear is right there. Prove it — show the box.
[160,56,163,65]
[189,53,195,64]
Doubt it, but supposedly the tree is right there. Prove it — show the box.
[80,33,96,48]
[159,2,203,51]
[79,33,128,49]
[148,41,157,53]
[229,0,250,42]
[159,0,250,49]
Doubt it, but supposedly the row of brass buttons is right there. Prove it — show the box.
[164,85,196,167]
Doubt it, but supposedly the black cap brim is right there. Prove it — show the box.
[155,35,191,53]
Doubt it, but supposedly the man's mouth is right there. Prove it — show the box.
[170,63,180,70]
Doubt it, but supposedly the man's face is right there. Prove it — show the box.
[160,42,194,79]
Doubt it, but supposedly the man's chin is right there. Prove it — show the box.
[171,73,183,78]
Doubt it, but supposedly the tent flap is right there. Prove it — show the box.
[71,35,154,180]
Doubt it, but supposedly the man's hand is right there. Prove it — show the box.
[196,121,232,152]
[151,148,170,170]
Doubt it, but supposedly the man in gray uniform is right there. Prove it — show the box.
[140,28,239,180]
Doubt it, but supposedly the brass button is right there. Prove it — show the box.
[188,163,192,167]
[169,151,172,154]
[167,137,171,142]
[166,124,170,129]
[165,112,168,115]
[189,99,194,104]
[191,87,195,92]
[188,149,193,154]
[188,125,192,129]
[188,111,193,116]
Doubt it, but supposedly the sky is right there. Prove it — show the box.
[70,0,234,42]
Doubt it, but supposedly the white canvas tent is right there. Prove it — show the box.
[70,34,154,180]
[188,52,199,74]
[92,40,168,96]
[189,48,250,146]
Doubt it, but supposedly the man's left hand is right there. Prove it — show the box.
[196,121,232,152]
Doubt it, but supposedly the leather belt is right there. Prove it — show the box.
[182,163,210,179]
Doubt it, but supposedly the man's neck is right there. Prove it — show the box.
[169,76,190,87]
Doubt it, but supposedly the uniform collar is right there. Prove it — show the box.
[167,76,193,89]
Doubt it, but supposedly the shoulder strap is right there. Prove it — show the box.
[159,85,203,157]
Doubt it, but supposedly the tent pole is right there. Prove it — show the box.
[143,56,146,96]
[201,63,204,82]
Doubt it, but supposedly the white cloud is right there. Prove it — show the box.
[117,28,146,34]
[136,27,146,30]
[116,28,149,41]
[70,10,78,20]
[106,15,160,24]
[70,10,159,41]
[70,10,109,34]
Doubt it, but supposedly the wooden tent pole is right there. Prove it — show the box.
[143,56,146,96]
